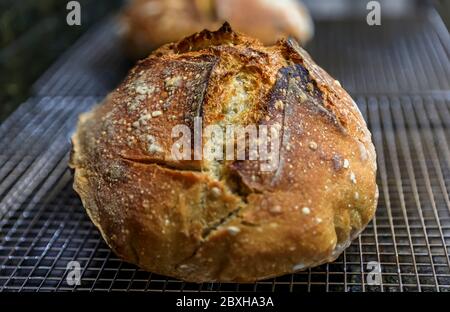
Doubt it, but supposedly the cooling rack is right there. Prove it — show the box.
[0,9,449,292]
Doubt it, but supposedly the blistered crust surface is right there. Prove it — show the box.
[70,24,378,282]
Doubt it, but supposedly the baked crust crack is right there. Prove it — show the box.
[119,155,202,172]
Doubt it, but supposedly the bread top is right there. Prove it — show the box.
[70,23,377,282]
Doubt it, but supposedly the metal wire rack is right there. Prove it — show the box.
[1,9,450,292]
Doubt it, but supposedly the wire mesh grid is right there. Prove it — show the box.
[0,95,449,292]
[31,18,129,97]
[307,10,450,94]
[1,9,450,292]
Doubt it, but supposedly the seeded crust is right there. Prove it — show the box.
[69,23,378,282]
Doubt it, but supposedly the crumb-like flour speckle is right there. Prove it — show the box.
[343,159,350,169]
[302,207,311,215]
[293,263,306,271]
[308,141,318,150]
[136,84,155,95]
[358,141,368,161]
[275,100,284,110]
[227,226,241,235]
[146,135,163,154]
[350,171,357,184]
[164,76,182,90]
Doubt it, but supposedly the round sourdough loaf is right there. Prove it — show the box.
[70,23,378,282]
[119,0,314,59]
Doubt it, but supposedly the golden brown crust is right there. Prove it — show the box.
[119,0,314,59]
[70,24,378,282]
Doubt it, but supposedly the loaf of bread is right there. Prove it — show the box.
[70,24,378,282]
[119,0,314,59]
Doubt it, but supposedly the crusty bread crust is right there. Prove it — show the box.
[70,24,378,282]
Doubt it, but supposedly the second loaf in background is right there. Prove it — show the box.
[119,0,314,58]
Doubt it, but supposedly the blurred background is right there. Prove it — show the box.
[0,0,449,121]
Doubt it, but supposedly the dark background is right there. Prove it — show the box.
[0,0,122,121]
[0,0,449,122]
